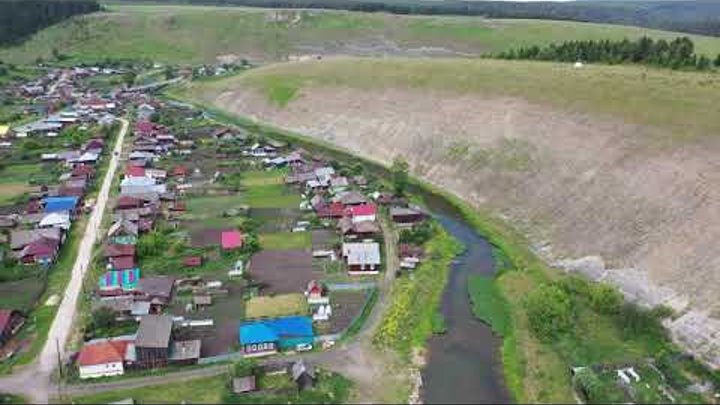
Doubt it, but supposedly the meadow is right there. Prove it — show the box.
[2,4,720,64]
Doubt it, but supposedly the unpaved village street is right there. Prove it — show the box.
[0,118,128,404]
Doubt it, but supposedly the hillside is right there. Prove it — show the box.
[3,4,720,64]
[111,0,720,37]
[181,58,720,368]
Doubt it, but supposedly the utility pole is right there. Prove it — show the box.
[56,337,63,379]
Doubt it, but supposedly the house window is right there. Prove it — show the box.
[251,344,257,351]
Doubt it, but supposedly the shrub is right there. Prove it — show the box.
[588,283,623,315]
[232,358,257,377]
[525,283,573,341]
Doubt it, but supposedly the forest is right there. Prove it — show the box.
[116,0,720,37]
[493,36,720,71]
[0,0,100,46]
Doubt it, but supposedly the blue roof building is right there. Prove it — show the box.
[43,196,79,213]
[239,316,313,357]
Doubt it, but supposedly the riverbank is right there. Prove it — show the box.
[166,91,719,403]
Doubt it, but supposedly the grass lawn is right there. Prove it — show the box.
[259,231,311,250]
[69,375,226,404]
[0,183,33,204]
[185,194,245,217]
[240,169,286,187]
[0,163,41,183]
[245,184,301,209]
[245,294,308,319]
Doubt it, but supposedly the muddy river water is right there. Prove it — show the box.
[420,194,511,404]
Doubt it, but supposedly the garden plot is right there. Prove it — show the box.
[250,207,303,233]
[171,277,248,357]
[247,249,321,294]
[259,231,311,250]
[245,184,302,209]
[0,276,46,312]
[316,290,369,335]
[573,361,708,404]
[245,294,309,319]
[184,193,246,219]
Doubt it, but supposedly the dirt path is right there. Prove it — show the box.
[0,118,128,403]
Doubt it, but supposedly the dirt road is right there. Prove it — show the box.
[0,118,128,403]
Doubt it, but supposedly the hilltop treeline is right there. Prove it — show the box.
[0,0,100,46]
[116,0,720,37]
[494,37,720,71]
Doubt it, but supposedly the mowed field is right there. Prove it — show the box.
[182,58,720,370]
[2,4,720,64]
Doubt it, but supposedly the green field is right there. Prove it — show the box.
[2,4,720,64]
[189,57,720,139]
[240,169,286,186]
[185,193,245,217]
[245,184,301,208]
[69,375,226,404]
[259,231,311,250]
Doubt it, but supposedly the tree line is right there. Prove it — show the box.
[116,0,720,37]
[493,37,720,71]
[0,0,100,46]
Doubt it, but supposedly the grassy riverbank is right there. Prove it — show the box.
[374,223,462,358]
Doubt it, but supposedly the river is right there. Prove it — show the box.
[420,194,511,404]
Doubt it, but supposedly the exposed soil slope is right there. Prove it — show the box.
[188,58,720,367]
[4,5,720,64]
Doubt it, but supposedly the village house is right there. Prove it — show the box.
[77,336,135,379]
[337,216,380,238]
[107,220,139,244]
[135,315,173,369]
[98,268,140,296]
[346,203,377,223]
[38,211,71,230]
[342,242,381,275]
[136,276,175,309]
[239,316,314,357]
[43,196,79,215]
[10,228,63,257]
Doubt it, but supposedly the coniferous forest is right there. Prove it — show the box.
[0,0,100,46]
[494,37,720,71]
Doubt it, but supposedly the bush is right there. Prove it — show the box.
[588,283,623,315]
[524,283,573,341]
[232,358,257,377]
[90,307,116,331]
[399,221,433,245]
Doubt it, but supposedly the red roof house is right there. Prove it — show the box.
[348,204,377,217]
[110,255,136,270]
[77,338,133,379]
[125,165,146,178]
[318,202,345,219]
[104,244,136,258]
[116,196,144,210]
[221,230,243,250]
[20,237,59,265]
